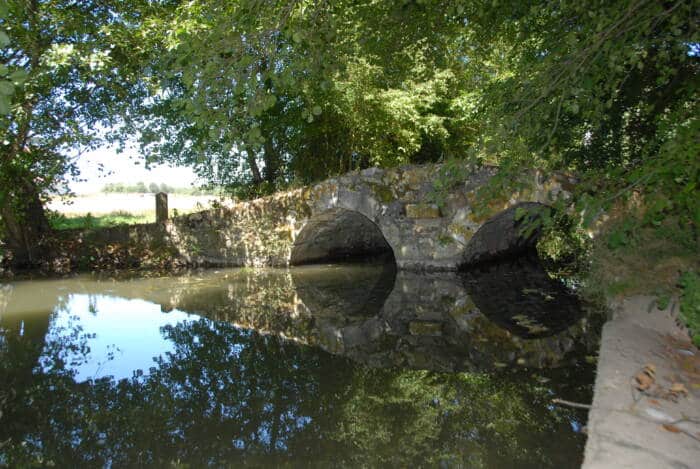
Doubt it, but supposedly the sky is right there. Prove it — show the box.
[50,294,196,382]
[69,144,201,194]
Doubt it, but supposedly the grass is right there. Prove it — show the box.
[679,272,700,347]
[588,217,698,298]
[49,210,152,230]
[581,216,699,345]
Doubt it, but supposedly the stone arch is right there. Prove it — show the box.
[460,202,551,267]
[290,208,395,265]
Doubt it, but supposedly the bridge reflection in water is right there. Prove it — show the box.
[0,259,599,467]
[1,257,598,375]
[157,257,594,373]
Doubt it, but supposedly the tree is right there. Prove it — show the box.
[0,1,21,116]
[0,0,174,265]
[1,0,696,266]
[133,0,698,232]
[128,1,474,197]
[450,0,699,229]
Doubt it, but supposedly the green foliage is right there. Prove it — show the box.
[514,205,551,241]
[654,291,672,311]
[0,0,176,250]
[128,1,477,195]
[606,215,697,255]
[535,212,590,275]
[0,1,21,115]
[467,0,699,234]
[606,217,641,250]
[586,216,698,302]
[1,0,155,186]
[679,272,700,347]
[427,157,471,210]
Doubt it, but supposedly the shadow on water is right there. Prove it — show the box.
[461,254,584,338]
[291,256,397,318]
[0,257,602,468]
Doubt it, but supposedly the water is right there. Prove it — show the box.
[0,257,600,468]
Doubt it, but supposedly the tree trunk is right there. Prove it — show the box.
[245,146,263,186]
[263,139,280,185]
[0,174,51,267]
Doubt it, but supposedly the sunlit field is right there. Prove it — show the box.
[47,193,227,230]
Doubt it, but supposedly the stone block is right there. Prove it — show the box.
[409,320,443,336]
[405,203,441,219]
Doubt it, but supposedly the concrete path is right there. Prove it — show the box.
[583,296,700,468]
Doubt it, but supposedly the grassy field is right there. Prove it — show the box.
[48,193,228,230]
[49,211,152,230]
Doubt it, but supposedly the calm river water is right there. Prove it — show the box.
[0,257,601,467]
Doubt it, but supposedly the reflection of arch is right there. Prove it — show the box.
[461,202,550,267]
[460,256,583,338]
[291,261,396,318]
[290,208,395,265]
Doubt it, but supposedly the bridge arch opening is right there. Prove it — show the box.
[459,202,552,268]
[290,208,395,265]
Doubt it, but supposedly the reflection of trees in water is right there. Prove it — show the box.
[0,310,90,465]
[0,317,590,468]
[0,284,13,315]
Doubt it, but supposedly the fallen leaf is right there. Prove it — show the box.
[635,374,653,391]
[662,424,681,433]
[635,364,657,391]
[669,383,688,396]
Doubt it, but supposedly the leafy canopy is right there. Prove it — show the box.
[130,0,698,235]
[2,0,697,251]
[0,0,174,197]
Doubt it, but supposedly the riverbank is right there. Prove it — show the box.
[583,296,700,468]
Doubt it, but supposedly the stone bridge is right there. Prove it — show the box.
[81,163,576,271]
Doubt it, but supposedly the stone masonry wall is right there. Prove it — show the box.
[72,163,575,271]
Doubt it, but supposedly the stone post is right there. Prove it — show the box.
[155,192,168,223]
